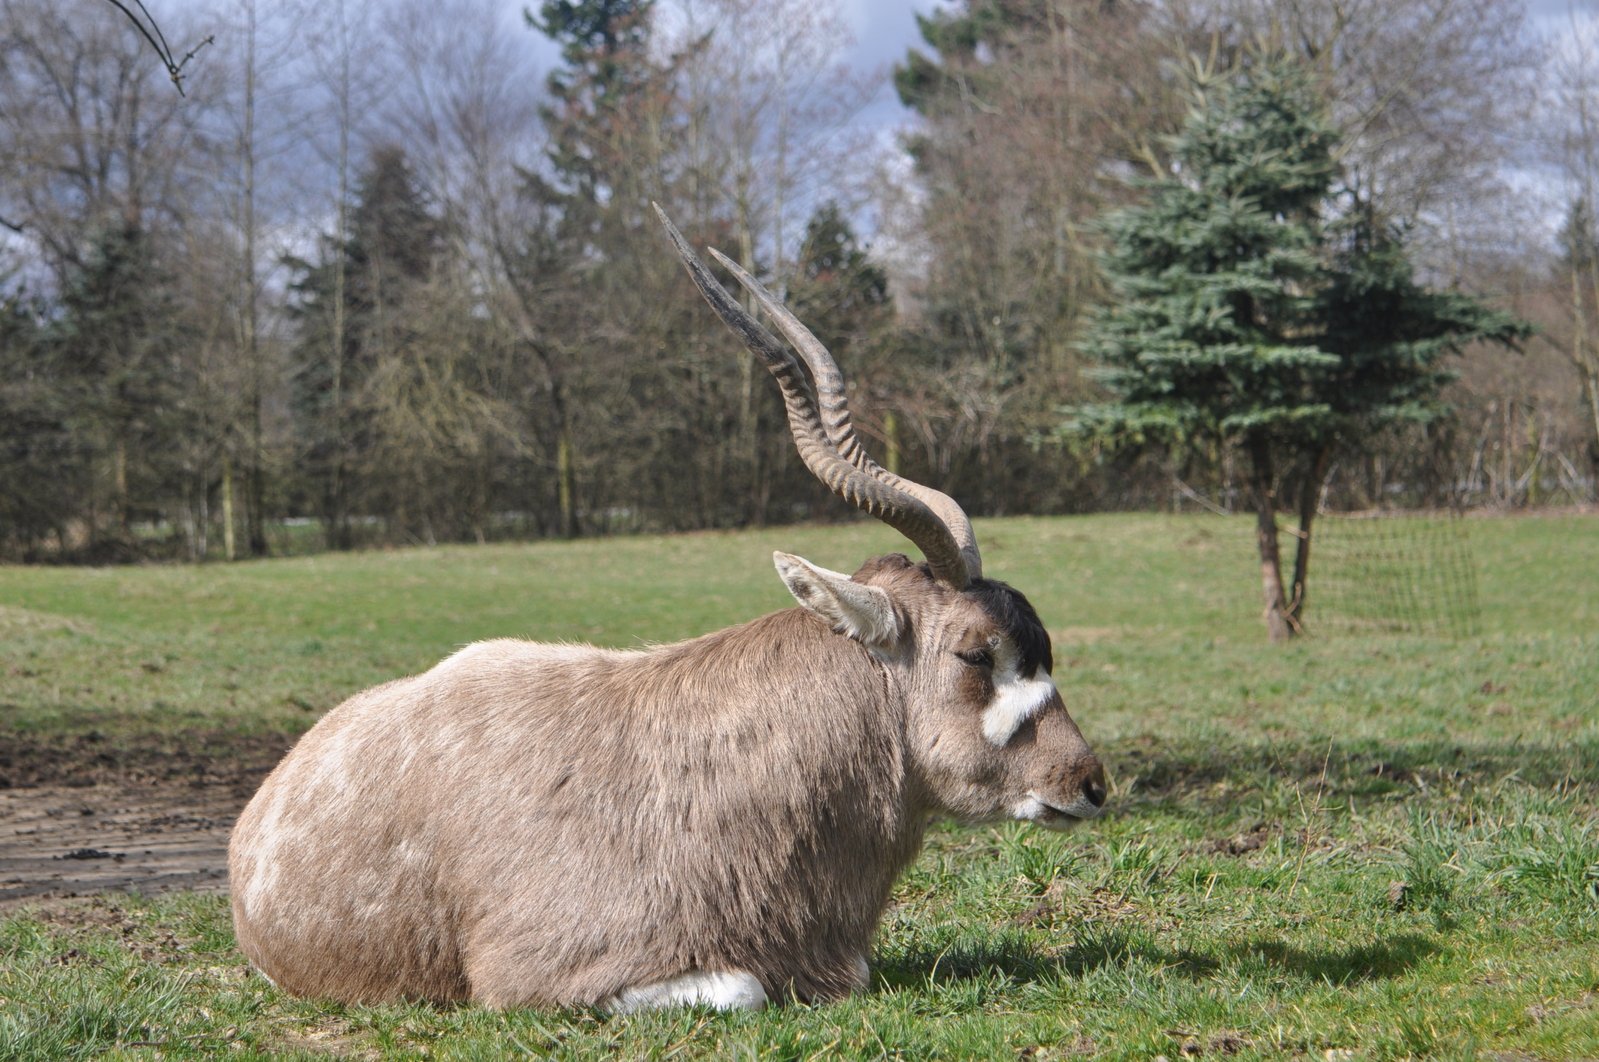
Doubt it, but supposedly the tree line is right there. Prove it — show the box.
[0,0,1595,564]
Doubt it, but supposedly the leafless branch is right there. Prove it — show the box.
[99,0,212,95]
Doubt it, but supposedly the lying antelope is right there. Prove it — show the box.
[228,208,1107,1012]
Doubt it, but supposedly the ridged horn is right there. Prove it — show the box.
[654,204,972,589]
[704,247,982,583]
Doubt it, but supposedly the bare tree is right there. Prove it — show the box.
[199,0,310,557]
[1542,7,1599,482]
[1185,0,1544,258]
[0,0,220,548]
[96,0,212,93]
[665,0,883,523]
[887,0,1178,514]
[0,0,210,277]
[380,0,552,537]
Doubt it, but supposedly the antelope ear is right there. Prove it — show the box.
[773,552,901,651]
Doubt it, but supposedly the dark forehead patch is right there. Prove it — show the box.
[967,578,1053,677]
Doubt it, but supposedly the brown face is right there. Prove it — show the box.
[858,557,1107,829]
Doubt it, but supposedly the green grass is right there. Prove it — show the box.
[2,512,1597,1059]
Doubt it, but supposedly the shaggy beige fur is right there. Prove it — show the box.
[229,554,1104,1008]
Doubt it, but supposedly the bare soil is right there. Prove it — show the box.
[0,731,290,910]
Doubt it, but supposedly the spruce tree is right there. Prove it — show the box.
[1073,58,1527,641]
[787,203,902,473]
[521,0,673,537]
[788,202,892,357]
[0,289,80,555]
[286,146,440,549]
[52,224,188,550]
[528,0,663,258]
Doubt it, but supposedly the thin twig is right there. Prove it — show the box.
[1170,475,1231,516]
[99,0,212,95]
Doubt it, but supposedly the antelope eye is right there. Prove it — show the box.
[957,647,994,670]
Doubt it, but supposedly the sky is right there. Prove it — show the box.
[155,0,1591,257]
[272,0,1590,164]
[841,0,943,75]
[646,0,1595,158]
[504,0,945,132]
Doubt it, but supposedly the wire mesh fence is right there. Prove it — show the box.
[1310,511,1481,638]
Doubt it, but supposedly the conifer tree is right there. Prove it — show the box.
[0,288,80,554]
[52,224,189,549]
[1073,58,1527,641]
[519,0,676,537]
[787,202,902,471]
[287,146,441,549]
[531,0,658,236]
[788,202,892,358]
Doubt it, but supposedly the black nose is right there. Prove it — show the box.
[1082,761,1108,809]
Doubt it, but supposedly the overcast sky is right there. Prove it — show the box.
[453,0,1585,145]
[678,0,1586,141]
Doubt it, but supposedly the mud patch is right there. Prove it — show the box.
[0,729,292,791]
[0,731,291,910]
[1,780,246,907]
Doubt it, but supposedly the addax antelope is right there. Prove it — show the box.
[228,207,1107,1011]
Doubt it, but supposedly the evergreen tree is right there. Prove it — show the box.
[531,1,656,211]
[51,224,189,549]
[287,146,441,549]
[1072,58,1527,641]
[518,0,677,537]
[787,202,902,471]
[0,288,82,555]
[891,0,1171,514]
[788,202,891,357]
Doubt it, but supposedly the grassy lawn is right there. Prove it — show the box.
[1,512,1596,1059]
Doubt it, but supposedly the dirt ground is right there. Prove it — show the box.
[0,732,288,911]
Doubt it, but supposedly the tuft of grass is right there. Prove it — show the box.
[2,512,1597,1059]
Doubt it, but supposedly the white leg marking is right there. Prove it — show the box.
[852,954,871,990]
[982,669,1058,746]
[605,970,768,1014]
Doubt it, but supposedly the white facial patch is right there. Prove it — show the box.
[605,970,768,1014]
[981,666,1057,746]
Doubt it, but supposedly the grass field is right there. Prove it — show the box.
[1,512,1596,1060]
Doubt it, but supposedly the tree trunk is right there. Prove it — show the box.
[556,421,576,539]
[221,457,237,561]
[238,0,269,559]
[328,0,352,553]
[1249,437,1294,643]
[1581,366,1599,483]
[112,437,130,536]
[194,475,209,562]
[1288,444,1332,630]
